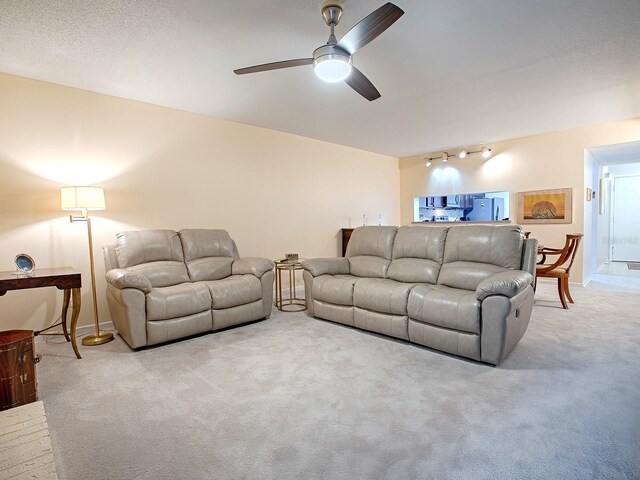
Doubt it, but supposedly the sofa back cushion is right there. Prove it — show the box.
[346,226,398,278]
[388,226,449,284]
[179,229,239,282]
[438,225,524,291]
[115,230,190,288]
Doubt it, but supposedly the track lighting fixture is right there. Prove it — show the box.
[425,146,493,167]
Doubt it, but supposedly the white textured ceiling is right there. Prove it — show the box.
[1,0,640,158]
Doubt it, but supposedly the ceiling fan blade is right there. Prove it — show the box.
[336,2,404,55]
[345,66,381,101]
[234,58,313,75]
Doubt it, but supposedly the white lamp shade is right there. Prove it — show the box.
[61,186,106,211]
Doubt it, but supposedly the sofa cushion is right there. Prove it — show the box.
[312,275,359,306]
[438,225,523,290]
[348,256,393,279]
[437,261,507,292]
[205,275,262,309]
[407,284,481,334]
[179,229,239,281]
[346,226,398,278]
[185,257,234,282]
[146,282,212,321]
[126,261,190,289]
[115,230,190,287]
[388,226,449,283]
[116,230,185,267]
[353,278,416,315]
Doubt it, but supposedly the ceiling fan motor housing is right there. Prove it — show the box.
[322,4,343,26]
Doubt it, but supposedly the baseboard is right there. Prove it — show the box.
[34,321,115,343]
[535,278,583,287]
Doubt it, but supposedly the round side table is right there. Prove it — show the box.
[274,260,306,312]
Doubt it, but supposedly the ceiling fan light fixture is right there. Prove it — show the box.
[313,45,352,83]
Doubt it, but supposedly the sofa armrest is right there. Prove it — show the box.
[232,257,274,278]
[105,269,152,293]
[301,258,350,277]
[476,270,533,301]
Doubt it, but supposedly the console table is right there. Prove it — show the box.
[0,268,82,359]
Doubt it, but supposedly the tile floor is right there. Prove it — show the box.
[586,261,640,293]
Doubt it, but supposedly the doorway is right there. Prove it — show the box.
[611,174,640,262]
[586,141,640,292]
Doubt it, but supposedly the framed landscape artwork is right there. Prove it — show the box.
[517,188,572,224]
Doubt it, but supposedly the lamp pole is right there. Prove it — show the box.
[80,210,113,346]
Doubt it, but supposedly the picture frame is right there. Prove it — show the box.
[517,188,572,224]
[14,253,36,273]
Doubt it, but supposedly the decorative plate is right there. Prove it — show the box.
[15,253,35,272]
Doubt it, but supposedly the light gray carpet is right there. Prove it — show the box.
[36,283,640,480]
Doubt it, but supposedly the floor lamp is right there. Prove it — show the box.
[61,186,114,346]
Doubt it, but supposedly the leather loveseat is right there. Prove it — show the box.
[102,229,274,349]
[301,224,537,365]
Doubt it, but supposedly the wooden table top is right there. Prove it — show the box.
[0,267,81,295]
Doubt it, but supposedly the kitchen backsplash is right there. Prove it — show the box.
[418,207,465,222]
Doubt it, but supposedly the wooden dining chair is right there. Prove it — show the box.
[536,233,583,309]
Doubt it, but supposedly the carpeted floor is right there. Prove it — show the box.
[36,282,640,480]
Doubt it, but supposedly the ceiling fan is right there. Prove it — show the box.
[233,2,404,101]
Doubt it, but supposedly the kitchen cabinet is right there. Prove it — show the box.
[445,194,474,208]
[426,196,445,208]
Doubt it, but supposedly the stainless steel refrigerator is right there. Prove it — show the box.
[467,197,504,221]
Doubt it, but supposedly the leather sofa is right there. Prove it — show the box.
[301,224,538,365]
[102,229,274,349]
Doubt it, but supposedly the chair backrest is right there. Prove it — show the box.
[179,229,239,282]
[387,225,449,284]
[345,226,398,278]
[537,234,583,275]
[114,230,190,287]
[438,225,524,291]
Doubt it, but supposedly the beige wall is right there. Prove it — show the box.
[399,118,640,283]
[0,73,400,331]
